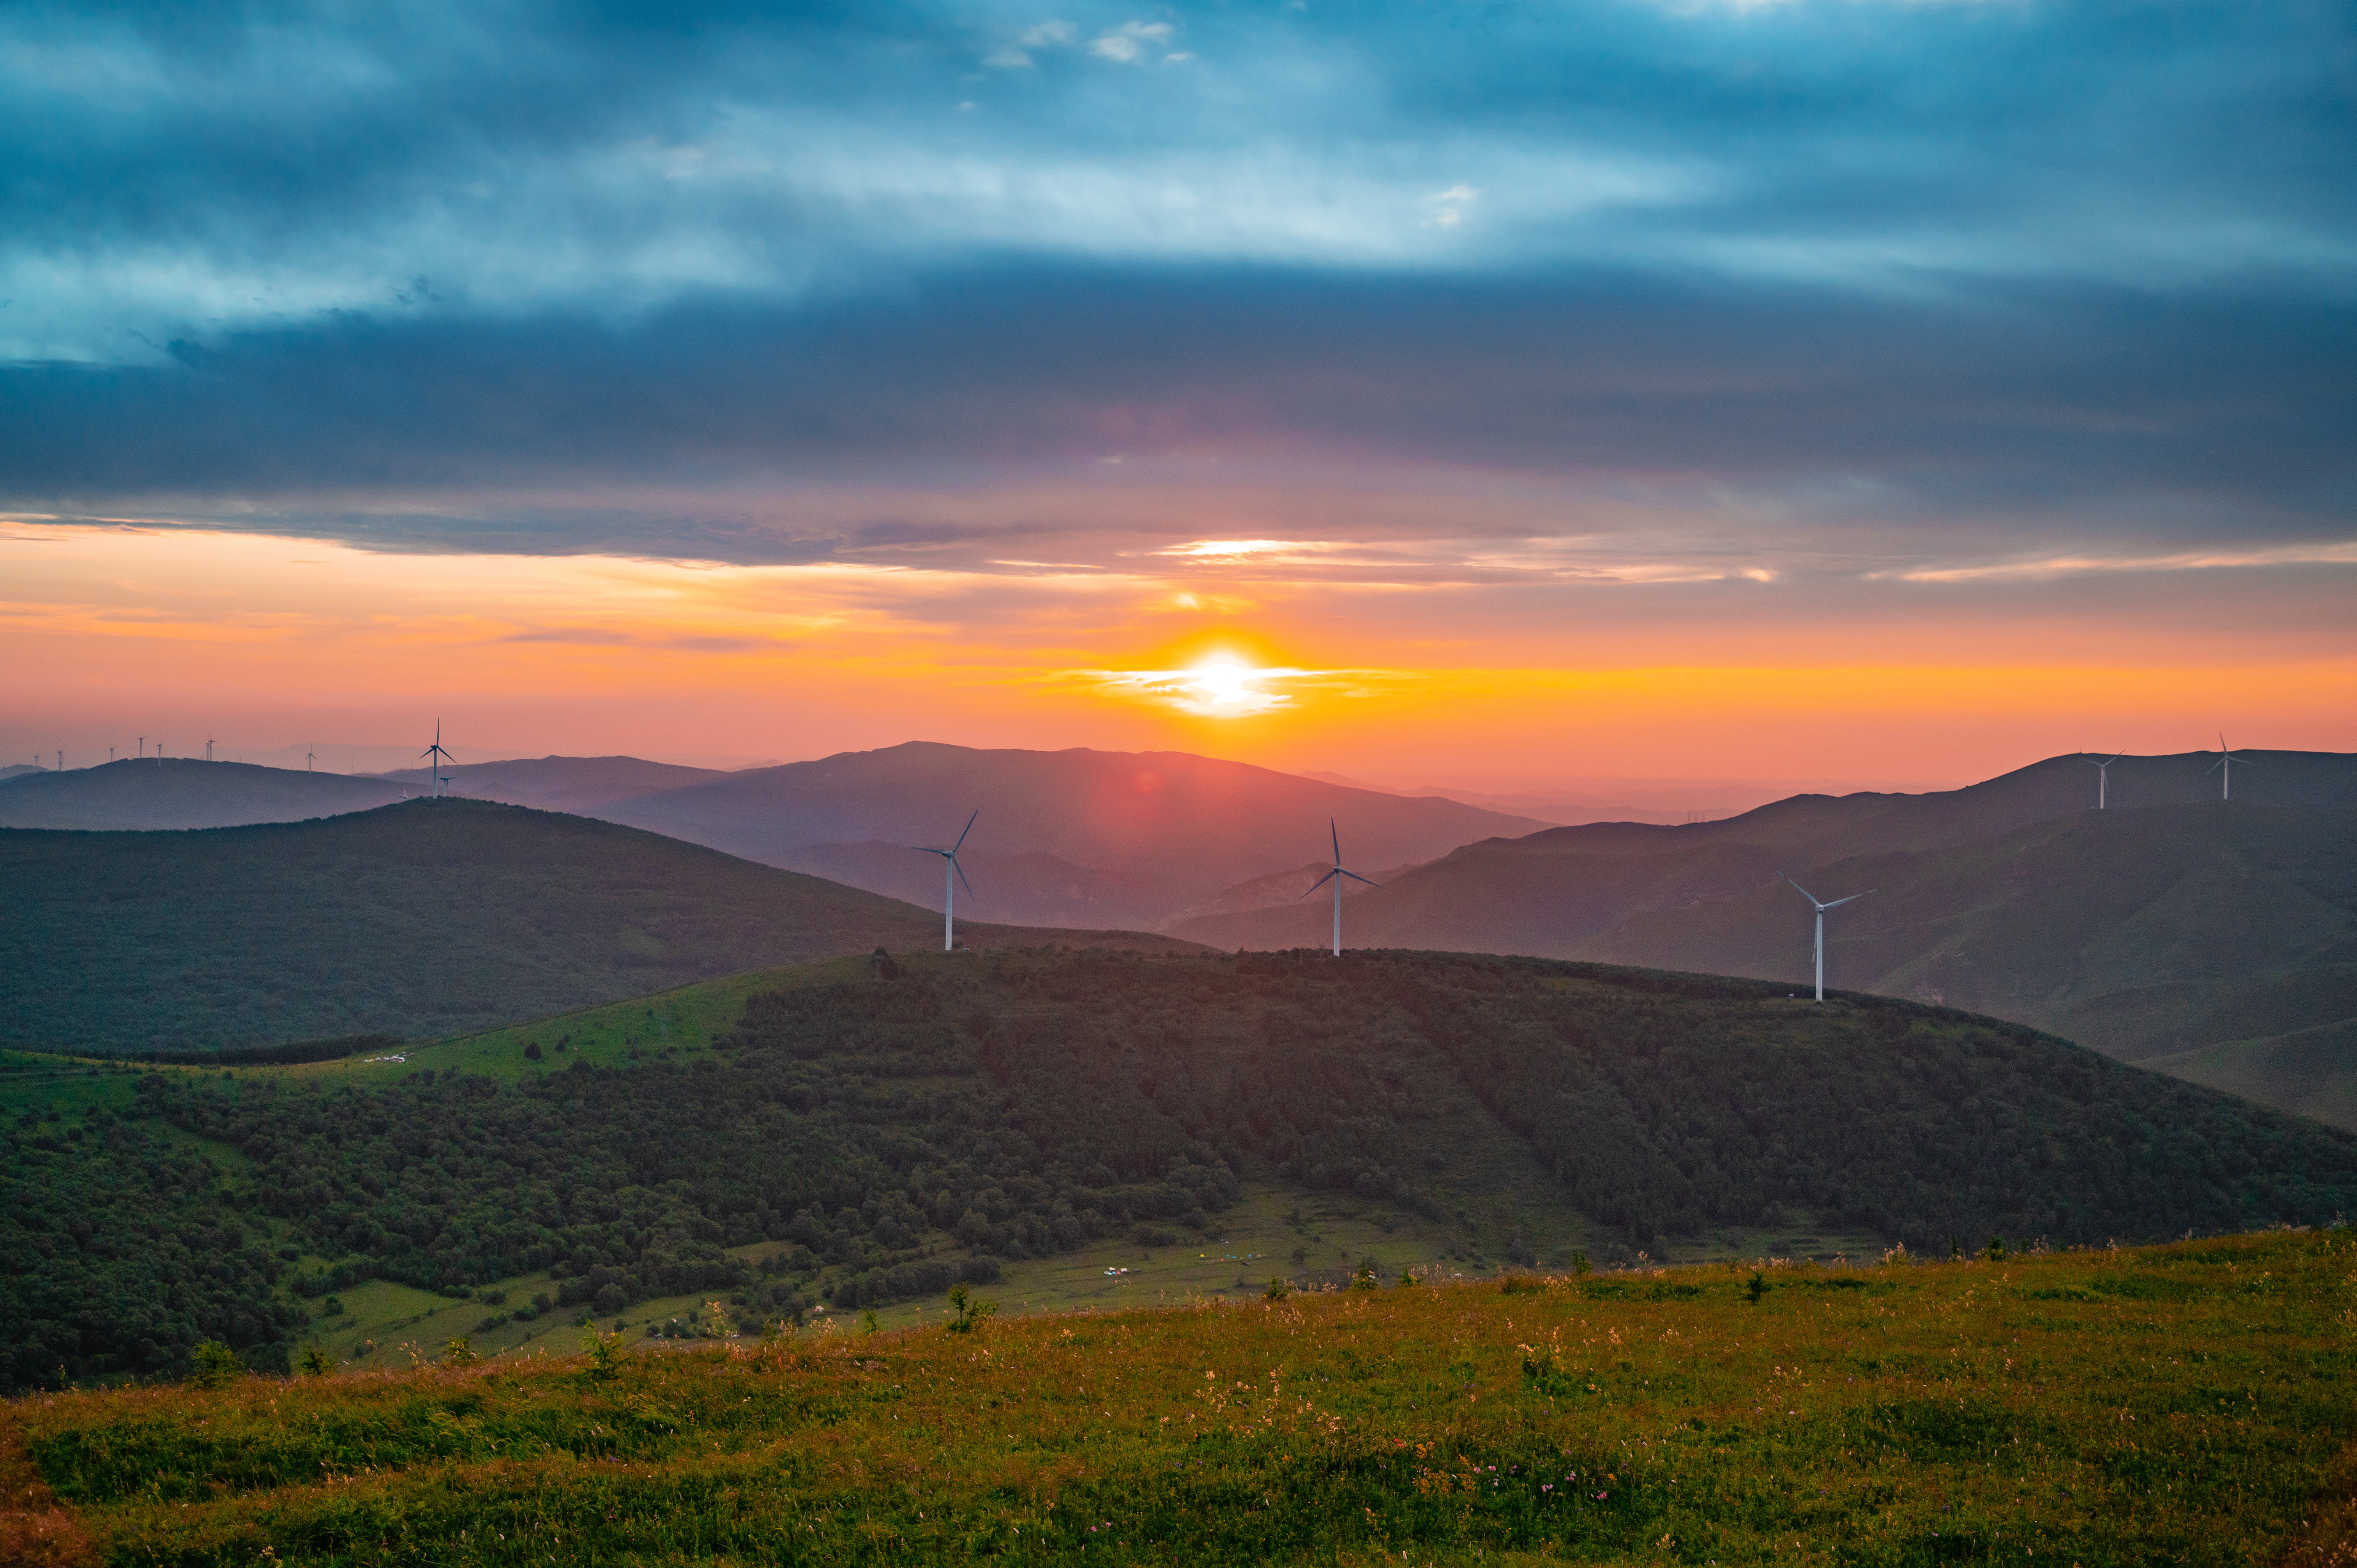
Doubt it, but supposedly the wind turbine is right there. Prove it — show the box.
[2083,749,2125,810]
[913,810,978,952]
[2207,733,2251,801]
[1300,818,1380,957]
[306,744,316,774]
[1783,875,1872,1003]
[420,720,455,798]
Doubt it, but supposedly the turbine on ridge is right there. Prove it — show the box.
[1300,818,1380,957]
[1782,874,1872,1003]
[913,810,979,952]
[2082,749,2125,810]
[2206,733,2252,801]
[420,720,455,799]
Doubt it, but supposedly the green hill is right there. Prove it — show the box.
[0,799,1198,1054]
[5,947,2350,1393]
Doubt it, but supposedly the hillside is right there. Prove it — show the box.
[1173,754,2357,1126]
[603,742,1549,927]
[6,1229,2347,1566]
[371,754,729,815]
[5,947,2350,1393]
[0,800,1197,1054]
[0,758,410,830]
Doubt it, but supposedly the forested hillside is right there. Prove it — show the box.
[0,800,1197,1054]
[7,948,2350,1393]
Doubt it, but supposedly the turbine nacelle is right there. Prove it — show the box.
[1781,874,1872,1003]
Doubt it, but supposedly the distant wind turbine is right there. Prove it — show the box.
[307,744,316,774]
[2206,733,2251,801]
[205,736,214,763]
[421,720,455,798]
[1783,875,1872,1003]
[2082,749,2125,810]
[913,810,979,952]
[1301,818,1380,957]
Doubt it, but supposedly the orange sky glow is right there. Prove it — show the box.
[5,517,2349,785]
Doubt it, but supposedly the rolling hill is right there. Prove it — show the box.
[601,742,1549,926]
[5,948,2352,1393]
[0,758,412,830]
[1171,752,2357,1125]
[371,754,729,815]
[0,799,1198,1054]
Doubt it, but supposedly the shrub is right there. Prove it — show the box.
[189,1341,243,1388]
[1265,1277,1290,1301]
[442,1336,479,1366]
[583,1331,627,1381]
[944,1283,997,1334]
[299,1346,334,1377]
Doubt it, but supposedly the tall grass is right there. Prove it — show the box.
[8,1228,2352,1565]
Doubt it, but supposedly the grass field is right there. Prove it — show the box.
[6,1227,2351,1566]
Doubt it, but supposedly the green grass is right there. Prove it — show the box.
[9,1228,2352,1565]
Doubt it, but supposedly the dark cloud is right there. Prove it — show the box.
[2,266,2350,556]
[2,2,2350,565]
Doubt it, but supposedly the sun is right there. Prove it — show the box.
[1192,656,1254,709]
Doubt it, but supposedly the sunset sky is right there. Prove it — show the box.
[4,0,2352,783]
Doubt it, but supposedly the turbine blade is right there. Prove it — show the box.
[1300,870,1339,897]
[1330,818,1341,865]
[1824,890,1872,908]
[1341,870,1380,886]
[954,809,978,853]
[955,858,975,900]
[1782,874,1819,904]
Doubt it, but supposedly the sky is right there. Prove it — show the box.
[3,0,2352,783]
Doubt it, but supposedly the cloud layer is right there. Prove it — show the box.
[3,0,2353,764]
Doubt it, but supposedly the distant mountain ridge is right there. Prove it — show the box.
[0,758,411,830]
[0,746,1546,929]
[601,741,1551,926]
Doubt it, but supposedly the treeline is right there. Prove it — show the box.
[129,1034,403,1068]
[9,948,2355,1393]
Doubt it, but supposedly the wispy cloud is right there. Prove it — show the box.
[985,20,1077,68]
[1089,21,1175,63]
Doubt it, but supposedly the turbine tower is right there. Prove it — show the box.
[1783,874,1872,1002]
[2206,733,2251,801]
[2083,749,2125,810]
[913,810,979,952]
[1301,818,1380,957]
[420,720,455,798]
[306,744,316,773]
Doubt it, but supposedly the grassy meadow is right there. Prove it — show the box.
[5,1227,2352,1566]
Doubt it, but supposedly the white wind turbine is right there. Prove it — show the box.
[1300,818,1380,957]
[1783,874,1873,1002]
[2207,733,2251,801]
[913,810,979,952]
[2083,749,2125,810]
[420,720,455,798]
